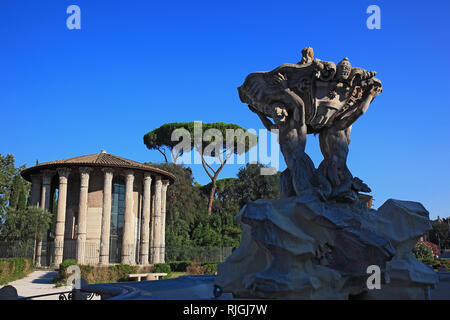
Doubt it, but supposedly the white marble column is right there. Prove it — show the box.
[76,167,91,265]
[53,168,71,266]
[149,188,155,262]
[99,168,114,265]
[36,170,53,267]
[122,170,135,265]
[139,173,152,265]
[159,180,170,263]
[150,176,162,263]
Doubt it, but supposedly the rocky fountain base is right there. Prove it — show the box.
[214,196,438,299]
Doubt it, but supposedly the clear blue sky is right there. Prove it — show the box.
[1,0,449,219]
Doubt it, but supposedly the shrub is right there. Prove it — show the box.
[432,260,441,268]
[0,258,33,285]
[152,263,171,274]
[186,263,206,275]
[80,265,95,280]
[419,241,440,256]
[413,242,434,260]
[55,263,153,285]
[113,264,139,281]
[419,257,435,266]
[54,259,77,284]
[59,259,77,269]
[201,263,218,275]
[168,261,192,272]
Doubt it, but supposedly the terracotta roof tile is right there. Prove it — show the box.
[21,151,175,182]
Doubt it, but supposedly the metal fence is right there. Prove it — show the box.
[165,246,233,262]
[0,241,233,265]
[0,240,35,259]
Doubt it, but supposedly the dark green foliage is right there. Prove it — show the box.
[419,257,435,265]
[0,154,17,217]
[0,258,33,284]
[186,263,206,275]
[8,174,29,211]
[59,259,77,269]
[418,257,448,270]
[168,261,192,272]
[144,122,258,215]
[235,163,280,207]
[0,206,52,242]
[152,263,171,274]
[199,178,239,198]
[54,259,77,283]
[55,262,148,285]
[143,122,258,161]
[413,242,434,260]
[429,219,450,250]
[0,154,35,242]
[141,162,280,259]
[201,263,218,275]
[166,261,218,274]
[0,154,30,219]
[0,240,35,258]
[113,264,138,280]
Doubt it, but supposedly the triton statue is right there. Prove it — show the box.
[215,48,437,300]
[238,47,382,202]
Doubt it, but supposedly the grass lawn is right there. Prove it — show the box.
[166,272,187,279]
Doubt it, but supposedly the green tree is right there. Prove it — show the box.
[0,154,17,217]
[144,122,258,215]
[194,163,280,249]
[429,219,450,250]
[235,163,280,207]
[0,206,51,242]
[8,174,29,210]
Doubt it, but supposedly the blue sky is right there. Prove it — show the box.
[1,0,449,219]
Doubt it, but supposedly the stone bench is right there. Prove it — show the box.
[127,273,168,281]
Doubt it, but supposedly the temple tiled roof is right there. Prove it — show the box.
[21,151,175,182]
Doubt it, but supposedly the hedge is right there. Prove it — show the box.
[0,258,33,285]
[54,260,219,286]
[167,261,219,274]
[168,261,192,272]
[153,263,171,274]
[201,263,218,275]
[54,260,161,285]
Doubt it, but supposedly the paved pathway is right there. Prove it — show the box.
[1,270,74,300]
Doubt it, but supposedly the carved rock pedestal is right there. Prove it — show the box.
[215,196,438,299]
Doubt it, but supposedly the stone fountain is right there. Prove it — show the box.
[214,47,438,299]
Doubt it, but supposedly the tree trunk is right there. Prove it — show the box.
[33,237,37,265]
[207,180,217,216]
[157,148,168,163]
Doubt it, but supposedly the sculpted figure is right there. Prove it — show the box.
[238,47,382,203]
[216,50,437,300]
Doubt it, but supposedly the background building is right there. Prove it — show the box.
[21,150,175,267]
